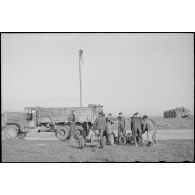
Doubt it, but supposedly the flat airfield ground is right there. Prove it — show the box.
[1,129,194,162]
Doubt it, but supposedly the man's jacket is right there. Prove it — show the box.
[142,119,156,132]
[118,116,126,127]
[94,116,107,130]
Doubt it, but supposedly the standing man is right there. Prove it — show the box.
[93,111,107,138]
[106,113,114,138]
[118,112,126,138]
[142,115,157,146]
[68,110,76,142]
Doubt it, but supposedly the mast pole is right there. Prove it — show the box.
[79,49,83,107]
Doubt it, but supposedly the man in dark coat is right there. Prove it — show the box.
[68,110,76,142]
[93,111,107,138]
[118,112,126,138]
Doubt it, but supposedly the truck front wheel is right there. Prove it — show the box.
[5,125,18,139]
[55,126,69,141]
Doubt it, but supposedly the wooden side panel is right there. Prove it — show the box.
[37,107,97,124]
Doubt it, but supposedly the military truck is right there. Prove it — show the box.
[3,104,103,141]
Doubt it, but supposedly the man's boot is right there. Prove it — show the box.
[147,141,151,147]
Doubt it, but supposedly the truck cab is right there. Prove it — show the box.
[3,107,38,139]
[24,107,37,128]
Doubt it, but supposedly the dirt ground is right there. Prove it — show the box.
[2,137,194,162]
[1,128,194,162]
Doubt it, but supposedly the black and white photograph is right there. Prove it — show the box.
[1,33,194,162]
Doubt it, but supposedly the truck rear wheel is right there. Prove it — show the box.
[5,125,18,139]
[55,126,69,141]
[17,132,27,139]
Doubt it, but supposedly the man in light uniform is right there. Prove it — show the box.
[142,115,157,146]
[118,112,126,138]
[106,113,114,139]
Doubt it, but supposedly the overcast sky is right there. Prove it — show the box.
[1,33,194,116]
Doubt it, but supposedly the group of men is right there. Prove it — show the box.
[68,110,157,146]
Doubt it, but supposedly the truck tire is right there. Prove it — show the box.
[100,137,106,149]
[74,129,80,140]
[5,125,18,139]
[126,133,132,143]
[17,132,27,139]
[108,134,114,145]
[119,136,126,145]
[55,126,69,141]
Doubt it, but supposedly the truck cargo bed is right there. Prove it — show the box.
[37,107,98,124]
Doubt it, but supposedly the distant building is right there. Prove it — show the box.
[163,107,191,118]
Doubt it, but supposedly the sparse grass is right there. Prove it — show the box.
[1,117,194,162]
[151,116,194,129]
[2,139,194,162]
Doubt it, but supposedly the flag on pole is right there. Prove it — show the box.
[79,49,83,107]
[79,49,84,65]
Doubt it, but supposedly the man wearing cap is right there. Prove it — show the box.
[133,112,141,118]
[142,115,157,146]
[68,110,76,142]
[106,113,114,139]
[93,111,107,138]
[118,112,126,138]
